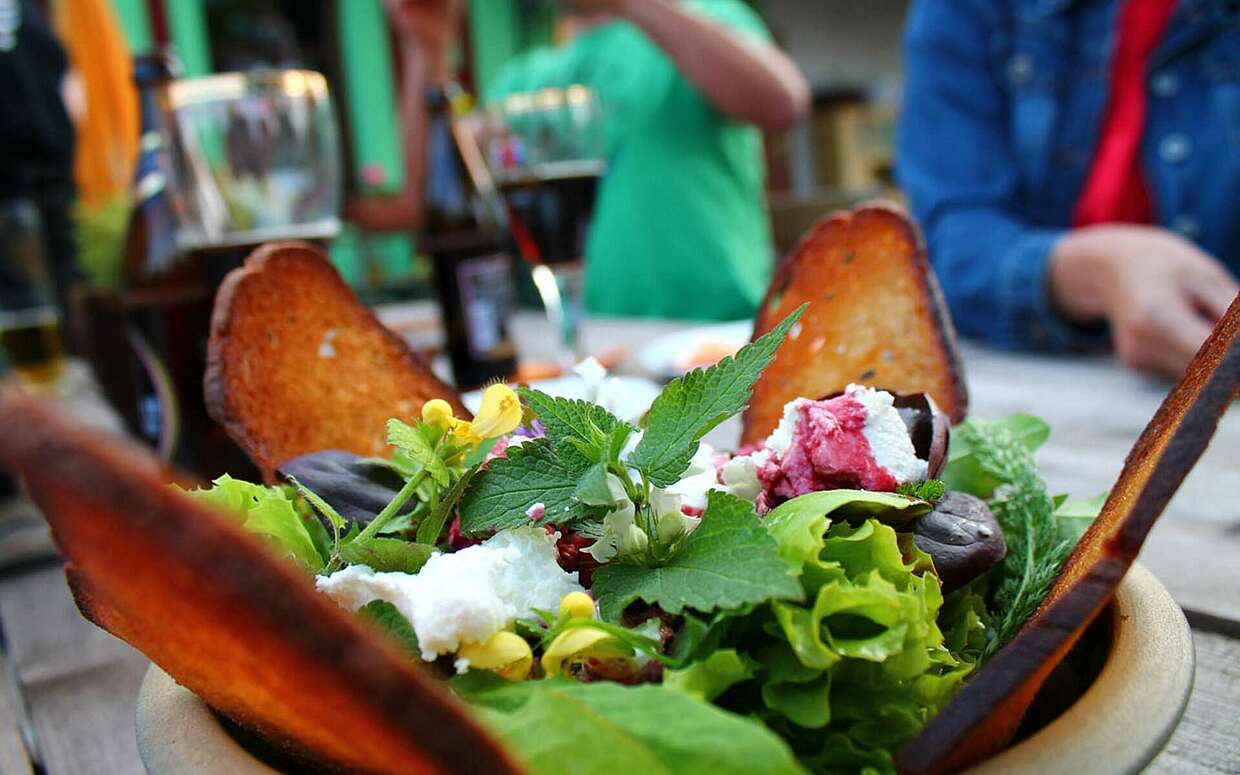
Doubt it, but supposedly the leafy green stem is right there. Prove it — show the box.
[357,468,429,544]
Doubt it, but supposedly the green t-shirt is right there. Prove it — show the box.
[486,1,774,321]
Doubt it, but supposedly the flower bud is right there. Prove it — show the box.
[421,399,455,427]
[559,591,596,620]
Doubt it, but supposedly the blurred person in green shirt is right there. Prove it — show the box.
[386,0,809,321]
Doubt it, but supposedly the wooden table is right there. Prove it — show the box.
[0,310,1237,774]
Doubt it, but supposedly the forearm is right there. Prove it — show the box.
[618,0,809,131]
[395,38,434,227]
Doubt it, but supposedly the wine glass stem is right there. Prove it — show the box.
[529,263,583,369]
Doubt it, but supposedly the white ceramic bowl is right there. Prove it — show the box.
[135,563,1193,775]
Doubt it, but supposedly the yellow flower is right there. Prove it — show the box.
[540,626,638,681]
[467,384,522,441]
[559,591,596,620]
[456,631,533,682]
[421,399,455,427]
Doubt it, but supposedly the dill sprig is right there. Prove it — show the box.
[959,421,1073,659]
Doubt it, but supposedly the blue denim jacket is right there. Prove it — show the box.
[898,0,1240,352]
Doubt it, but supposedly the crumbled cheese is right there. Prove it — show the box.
[525,502,546,521]
[846,384,928,484]
[765,398,809,457]
[316,527,582,662]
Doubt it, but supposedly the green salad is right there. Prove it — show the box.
[182,309,1101,774]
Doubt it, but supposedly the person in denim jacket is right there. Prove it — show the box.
[898,0,1240,376]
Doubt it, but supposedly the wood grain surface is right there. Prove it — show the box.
[0,309,1236,774]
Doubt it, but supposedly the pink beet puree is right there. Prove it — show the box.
[759,394,899,508]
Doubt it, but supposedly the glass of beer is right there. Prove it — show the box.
[0,199,64,386]
[474,85,605,367]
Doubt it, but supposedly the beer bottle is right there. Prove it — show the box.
[423,84,518,390]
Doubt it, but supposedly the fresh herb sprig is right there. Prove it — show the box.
[458,306,807,566]
[947,418,1072,657]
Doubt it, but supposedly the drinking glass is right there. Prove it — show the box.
[0,199,64,386]
[474,85,605,367]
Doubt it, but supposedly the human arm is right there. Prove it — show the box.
[569,0,809,131]
[899,0,1238,374]
[347,0,457,231]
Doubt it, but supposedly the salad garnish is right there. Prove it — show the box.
[182,307,1104,774]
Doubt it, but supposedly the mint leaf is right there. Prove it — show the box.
[574,462,617,507]
[518,388,627,454]
[592,491,803,621]
[453,676,803,775]
[386,419,449,487]
[629,306,805,486]
[458,439,598,535]
[359,600,419,656]
[339,537,434,574]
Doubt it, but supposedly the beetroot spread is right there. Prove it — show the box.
[759,394,900,508]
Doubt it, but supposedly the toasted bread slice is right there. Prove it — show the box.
[896,293,1240,774]
[205,242,468,483]
[742,203,967,445]
[0,386,518,775]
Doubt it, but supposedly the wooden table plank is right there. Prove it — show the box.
[0,565,147,775]
[1149,630,1240,774]
[0,652,32,775]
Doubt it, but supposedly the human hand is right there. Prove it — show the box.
[1050,224,1238,376]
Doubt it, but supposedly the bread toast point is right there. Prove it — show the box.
[205,242,468,482]
[743,203,967,446]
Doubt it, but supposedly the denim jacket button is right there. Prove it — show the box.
[1159,134,1192,163]
[1172,215,1200,239]
[1150,71,1180,97]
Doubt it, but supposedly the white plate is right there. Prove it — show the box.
[635,320,754,379]
[463,374,662,426]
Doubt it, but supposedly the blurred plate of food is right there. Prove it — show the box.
[635,320,753,379]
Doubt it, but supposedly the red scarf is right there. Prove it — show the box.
[1072,0,1177,226]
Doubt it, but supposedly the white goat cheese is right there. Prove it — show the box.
[316,527,582,663]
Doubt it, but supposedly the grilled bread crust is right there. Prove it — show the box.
[743,203,967,445]
[205,242,468,483]
[896,293,1240,774]
[0,388,519,775]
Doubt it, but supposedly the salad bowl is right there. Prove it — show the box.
[3,204,1235,775]
[133,562,1193,775]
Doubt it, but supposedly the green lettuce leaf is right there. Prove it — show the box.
[182,475,324,571]
[664,648,756,702]
[591,491,802,622]
[1053,491,1107,544]
[763,490,929,591]
[453,675,804,775]
[628,306,805,486]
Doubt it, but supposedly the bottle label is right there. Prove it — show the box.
[455,252,515,359]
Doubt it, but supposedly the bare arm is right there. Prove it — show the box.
[347,0,456,231]
[607,0,810,131]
